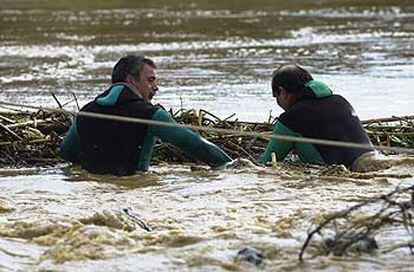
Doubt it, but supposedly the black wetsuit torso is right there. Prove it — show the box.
[280,94,373,167]
[76,85,159,175]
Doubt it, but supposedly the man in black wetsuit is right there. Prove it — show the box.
[60,55,231,175]
[258,64,374,170]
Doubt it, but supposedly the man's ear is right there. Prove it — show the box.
[125,74,135,85]
[284,88,297,104]
[278,86,287,97]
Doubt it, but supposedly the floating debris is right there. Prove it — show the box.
[324,234,379,255]
[362,115,414,154]
[0,103,413,168]
[122,208,152,232]
[235,246,263,266]
[299,184,414,262]
[0,109,71,168]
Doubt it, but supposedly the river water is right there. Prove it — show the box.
[1,0,414,271]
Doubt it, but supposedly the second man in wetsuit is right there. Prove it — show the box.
[259,64,374,170]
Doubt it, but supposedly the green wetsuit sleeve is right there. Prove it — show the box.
[148,109,232,167]
[136,133,156,171]
[258,121,294,164]
[59,117,81,163]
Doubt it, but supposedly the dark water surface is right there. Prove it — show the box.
[1,1,414,271]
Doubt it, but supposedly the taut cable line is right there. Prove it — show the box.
[0,100,413,155]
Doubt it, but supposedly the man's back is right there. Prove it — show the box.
[279,94,373,167]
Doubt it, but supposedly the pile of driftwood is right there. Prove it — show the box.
[363,116,414,152]
[152,109,273,163]
[0,106,413,168]
[0,109,71,167]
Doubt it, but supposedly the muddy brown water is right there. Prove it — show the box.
[1,0,414,271]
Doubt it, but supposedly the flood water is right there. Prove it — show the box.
[1,0,414,271]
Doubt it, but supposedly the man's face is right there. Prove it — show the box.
[273,87,291,111]
[130,64,158,103]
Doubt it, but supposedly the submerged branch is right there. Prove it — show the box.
[300,185,414,262]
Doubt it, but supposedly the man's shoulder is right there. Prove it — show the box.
[79,100,96,112]
[279,95,352,125]
[121,101,160,118]
[290,94,350,112]
[79,95,160,120]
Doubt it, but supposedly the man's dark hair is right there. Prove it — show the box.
[271,64,313,96]
[112,55,156,84]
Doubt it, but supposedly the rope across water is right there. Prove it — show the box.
[1,100,413,155]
